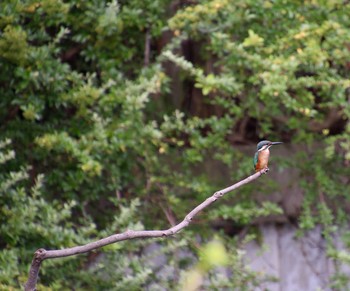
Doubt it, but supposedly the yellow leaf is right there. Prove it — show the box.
[243,30,264,47]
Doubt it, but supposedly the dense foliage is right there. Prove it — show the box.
[1,0,350,289]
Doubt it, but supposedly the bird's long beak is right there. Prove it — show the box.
[271,142,283,145]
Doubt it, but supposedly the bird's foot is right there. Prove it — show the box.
[264,167,270,173]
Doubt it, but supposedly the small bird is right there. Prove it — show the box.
[254,140,283,172]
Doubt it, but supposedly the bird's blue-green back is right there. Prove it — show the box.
[253,151,259,168]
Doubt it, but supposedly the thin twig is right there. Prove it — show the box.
[24,168,268,291]
[144,27,151,67]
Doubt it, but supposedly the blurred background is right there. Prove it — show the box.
[1,0,350,290]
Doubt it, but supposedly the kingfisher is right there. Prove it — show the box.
[254,140,283,172]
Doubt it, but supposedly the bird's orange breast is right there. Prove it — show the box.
[255,149,270,172]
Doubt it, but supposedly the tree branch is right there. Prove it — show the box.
[144,27,151,67]
[24,168,268,291]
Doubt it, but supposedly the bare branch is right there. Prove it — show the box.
[24,168,268,291]
[144,27,151,67]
